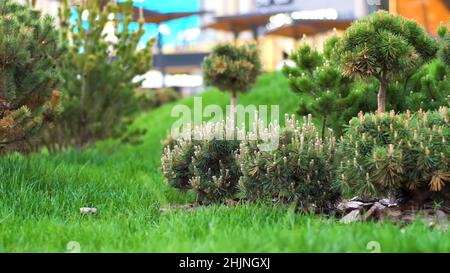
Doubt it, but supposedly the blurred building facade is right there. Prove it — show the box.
[390,0,450,35]
[15,0,60,16]
[199,0,449,71]
[15,0,450,92]
[199,0,368,71]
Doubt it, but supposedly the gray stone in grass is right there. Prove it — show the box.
[379,198,398,208]
[379,208,403,223]
[348,201,365,208]
[336,202,347,212]
[434,210,449,232]
[363,202,386,221]
[160,204,197,212]
[373,202,386,210]
[340,209,361,224]
[337,200,364,212]
[80,207,98,214]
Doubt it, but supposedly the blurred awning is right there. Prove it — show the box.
[202,11,292,33]
[97,0,207,24]
[266,19,353,38]
[134,10,207,24]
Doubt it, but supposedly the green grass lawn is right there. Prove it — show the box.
[0,72,449,253]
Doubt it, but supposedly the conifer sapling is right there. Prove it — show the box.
[339,11,438,113]
[283,37,353,138]
[202,44,261,129]
[49,0,155,148]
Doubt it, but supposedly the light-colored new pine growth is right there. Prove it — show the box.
[238,114,340,210]
[162,118,253,204]
[337,107,450,200]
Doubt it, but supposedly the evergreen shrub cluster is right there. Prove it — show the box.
[161,114,340,209]
[284,12,448,138]
[238,114,340,210]
[162,108,449,208]
[3,1,449,210]
[161,122,241,204]
[336,108,450,201]
[162,12,449,209]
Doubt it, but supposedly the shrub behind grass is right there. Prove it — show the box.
[161,123,241,205]
[337,107,450,203]
[238,114,340,211]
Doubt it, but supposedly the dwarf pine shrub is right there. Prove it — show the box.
[282,36,377,138]
[238,114,340,210]
[339,11,439,113]
[337,107,450,202]
[202,44,261,126]
[202,43,261,97]
[0,0,63,153]
[161,121,241,204]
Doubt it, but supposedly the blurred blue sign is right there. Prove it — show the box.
[256,0,294,8]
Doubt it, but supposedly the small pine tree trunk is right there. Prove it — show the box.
[377,79,388,113]
[230,90,237,133]
[402,73,412,97]
[0,73,5,100]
